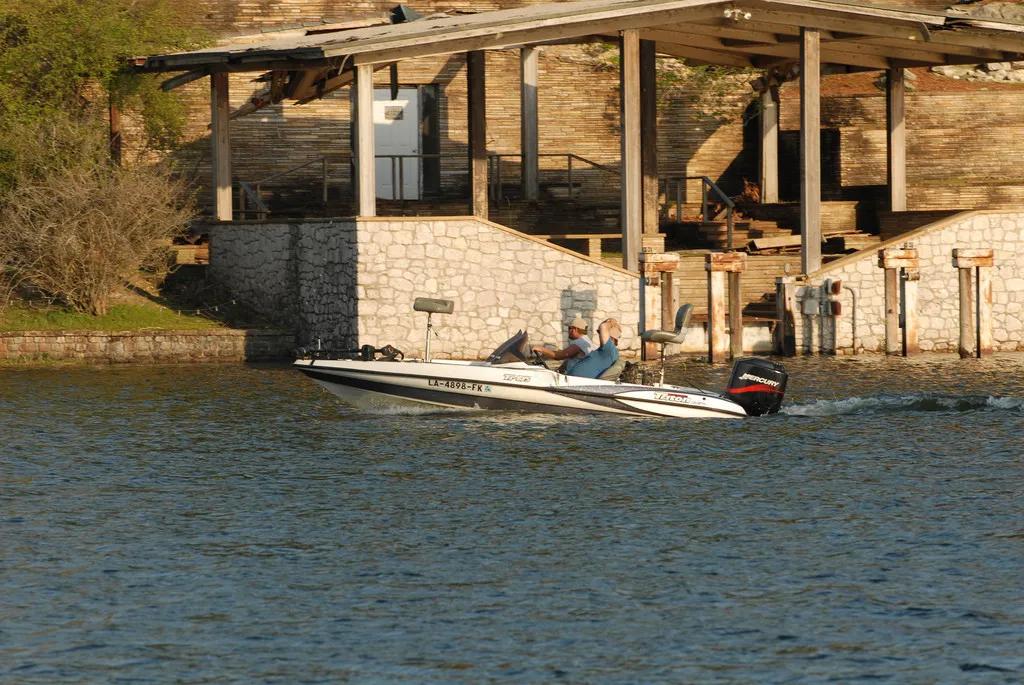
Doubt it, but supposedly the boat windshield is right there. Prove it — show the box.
[486,330,530,364]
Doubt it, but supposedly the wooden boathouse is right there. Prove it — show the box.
[138,0,1024,358]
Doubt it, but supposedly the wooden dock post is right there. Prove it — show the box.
[774,276,797,356]
[640,252,679,360]
[706,252,746,363]
[878,248,918,356]
[902,268,920,356]
[953,248,994,358]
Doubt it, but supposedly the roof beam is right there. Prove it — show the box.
[701,10,934,43]
[653,41,755,67]
[856,36,1007,62]
[160,68,208,92]
[343,6,728,65]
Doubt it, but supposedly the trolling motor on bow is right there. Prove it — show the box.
[294,342,404,361]
[726,358,788,416]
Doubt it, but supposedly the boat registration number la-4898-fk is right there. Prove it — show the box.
[428,379,492,392]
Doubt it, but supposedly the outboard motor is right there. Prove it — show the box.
[727,358,788,416]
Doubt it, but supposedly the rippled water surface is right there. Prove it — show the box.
[2,355,1022,683]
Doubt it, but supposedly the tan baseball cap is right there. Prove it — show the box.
[568,316,588,332]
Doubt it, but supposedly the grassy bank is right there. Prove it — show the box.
[0,269,273,333]
[0,303,224,332]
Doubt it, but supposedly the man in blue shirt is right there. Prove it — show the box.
[531,316,594,374]
[567,318,621,379]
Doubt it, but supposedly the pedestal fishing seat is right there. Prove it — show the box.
[413,297,454,362]
[640,304,693,385]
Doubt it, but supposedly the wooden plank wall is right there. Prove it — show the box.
[126,0,1024,218]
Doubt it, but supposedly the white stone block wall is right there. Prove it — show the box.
[793,211,1024,354]
[357,218,640,359]
[210,217,642,359]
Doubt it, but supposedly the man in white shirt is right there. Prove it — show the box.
[531,315,594,374]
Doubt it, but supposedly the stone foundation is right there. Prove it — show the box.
[0,329,295,363]
[790,210,1024,354]
[210,217,642,359]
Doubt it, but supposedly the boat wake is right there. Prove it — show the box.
[360,404,477,417]
[783,394,1024,417]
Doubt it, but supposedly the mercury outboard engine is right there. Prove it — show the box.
[726,358,788,416]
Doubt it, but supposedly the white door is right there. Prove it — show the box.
[374,89,420,200]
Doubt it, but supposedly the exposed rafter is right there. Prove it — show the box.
[138,0,1024,90]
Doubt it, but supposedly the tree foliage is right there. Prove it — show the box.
[0,0,207,174]
[0,0,206,314]
[0,120,193,316]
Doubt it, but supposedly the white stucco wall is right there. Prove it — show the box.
[791,211,1024,354]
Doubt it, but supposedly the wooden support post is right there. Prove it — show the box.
[800,28,821,275]
[879,248,918,356]
[109,97,122,166]
[775,277,797,356]
[706,252,745,363]
[708,270,727,363]
[662,271,678,332]
[958,267,974,358]
[728,270,743,359]
[640,39,659,237]
[467,51,488,219]
[759,88,779,204]
[210,72,232,222]
[902,269,920,356]
[953,249,994,358]
[640,252,679,360]
[978,265,993,357]
[520,47,539,202]
[620,30,642,272]
[887,66,907,212]
[355,64,376,218]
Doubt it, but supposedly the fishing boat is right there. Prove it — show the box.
[294,298,788,419]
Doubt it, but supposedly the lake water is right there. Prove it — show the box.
[1,355,1022,683]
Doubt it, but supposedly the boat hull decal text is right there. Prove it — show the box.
[502,374,531,383]
[652,392,706,405]
[428,379,491,392]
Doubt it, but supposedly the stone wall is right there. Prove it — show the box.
[789,211,1024,354]
[0,330,295,362]
[209,217,642,358]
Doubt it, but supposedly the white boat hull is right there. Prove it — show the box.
[295,358,748,419]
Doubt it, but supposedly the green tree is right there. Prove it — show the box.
[0,0,207,184]
[0,0,206,313]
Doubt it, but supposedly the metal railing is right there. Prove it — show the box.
[663,175,737,249]
[375,153,442,201]
[239,156,330,220]
[488,152,620,202]
[238,153,449,217]
[237,181,270,220]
